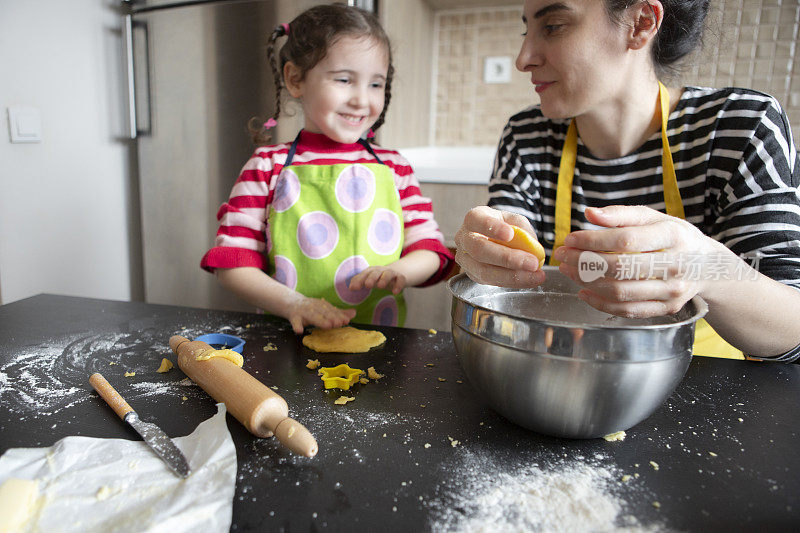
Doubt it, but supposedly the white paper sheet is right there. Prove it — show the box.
[0,403,236,533]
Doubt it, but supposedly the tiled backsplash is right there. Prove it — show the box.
[434,7,531,146]
[433,1,800,147]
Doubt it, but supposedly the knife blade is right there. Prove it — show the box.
[89,373,191,478]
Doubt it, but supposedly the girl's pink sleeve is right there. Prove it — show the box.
[200,149,283,273]
[385,151,455,286]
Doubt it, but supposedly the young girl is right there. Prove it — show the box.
[455,0,800,362]
[201,4,453,334]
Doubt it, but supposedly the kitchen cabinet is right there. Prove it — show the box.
[404,183,486,332]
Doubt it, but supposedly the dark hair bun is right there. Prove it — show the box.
[654,0,710,67]
[605,0,710,77]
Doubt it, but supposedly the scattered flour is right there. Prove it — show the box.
[0,322,250,420]
[427,449,662,533]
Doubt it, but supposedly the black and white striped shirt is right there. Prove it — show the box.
[489,86,800,362]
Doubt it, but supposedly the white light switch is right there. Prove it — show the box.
[483,56,512,84]
[7,106,42,143]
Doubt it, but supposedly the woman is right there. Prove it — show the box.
[454,0,800,362]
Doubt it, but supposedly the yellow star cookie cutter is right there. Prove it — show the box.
[319,364,364,390]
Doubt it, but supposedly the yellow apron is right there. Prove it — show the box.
[551,82,744,360]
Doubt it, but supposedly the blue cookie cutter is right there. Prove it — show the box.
[194,333,245,354]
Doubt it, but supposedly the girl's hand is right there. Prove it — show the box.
[553,206,733,318]
[286,294,356,334]
[453,206,545,288]
[348,266,407,294]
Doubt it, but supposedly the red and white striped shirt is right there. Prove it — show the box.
[201,130,454,286]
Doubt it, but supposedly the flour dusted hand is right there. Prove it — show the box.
[348,265,407,295]
[287,295,356,335]
[454,206,545,288]
[551,206,732,319]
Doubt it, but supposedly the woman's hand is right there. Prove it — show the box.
[285,294,356,334]
[348,265,407,294]
[453,206,545,288]
[552,206,734,318]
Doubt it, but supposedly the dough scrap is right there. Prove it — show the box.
[156,358,173,373]
[603,430,626,442]
[124,371,135,377]
[367,366,384,380]
[195,348,243,367]
[306,359,321,370]
[0,478,39,531]
[302,326,386,353]
[333,396,355,405]
[489,224,545,267]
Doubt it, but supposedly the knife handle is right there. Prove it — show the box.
[90,373,134,420]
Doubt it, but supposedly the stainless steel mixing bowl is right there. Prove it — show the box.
[448,268,707,438]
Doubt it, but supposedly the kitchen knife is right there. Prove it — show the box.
[89,373,191,478]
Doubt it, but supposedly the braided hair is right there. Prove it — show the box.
[249,4,394,146]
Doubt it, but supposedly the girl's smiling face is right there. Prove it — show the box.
[516,0,632,119]
[288,36,388,144]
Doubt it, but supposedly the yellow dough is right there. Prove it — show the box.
[302,326,386,353]
[334,396,355,405]
[195,348,244,367]
[489,225,546,267]
[0,478,39,532]
[156,358,173,373]
[603,430,626,442]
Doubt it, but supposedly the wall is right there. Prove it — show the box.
[0,0,136,305]
[687,0,799,131]
[432,0,800,146]
[434,5,535,146]
[379,0,435,149]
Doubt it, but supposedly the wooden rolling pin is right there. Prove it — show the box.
[169,335,318,457]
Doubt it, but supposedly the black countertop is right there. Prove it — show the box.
[0,294,798,531]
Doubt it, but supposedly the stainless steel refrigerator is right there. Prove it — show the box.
[125,0,285,311]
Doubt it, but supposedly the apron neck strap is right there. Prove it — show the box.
[285,132,303,167]
[658,82,684,220]
[358,138,385,165]
[550,82,683,265]
[283,132,386,167]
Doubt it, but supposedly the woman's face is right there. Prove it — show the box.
[516,0,632,119]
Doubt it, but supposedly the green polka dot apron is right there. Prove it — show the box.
[266,133,406,327]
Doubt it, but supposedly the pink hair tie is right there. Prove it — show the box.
[264,118,278,129]
[281,23,290,35]
[367,129,376,138]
